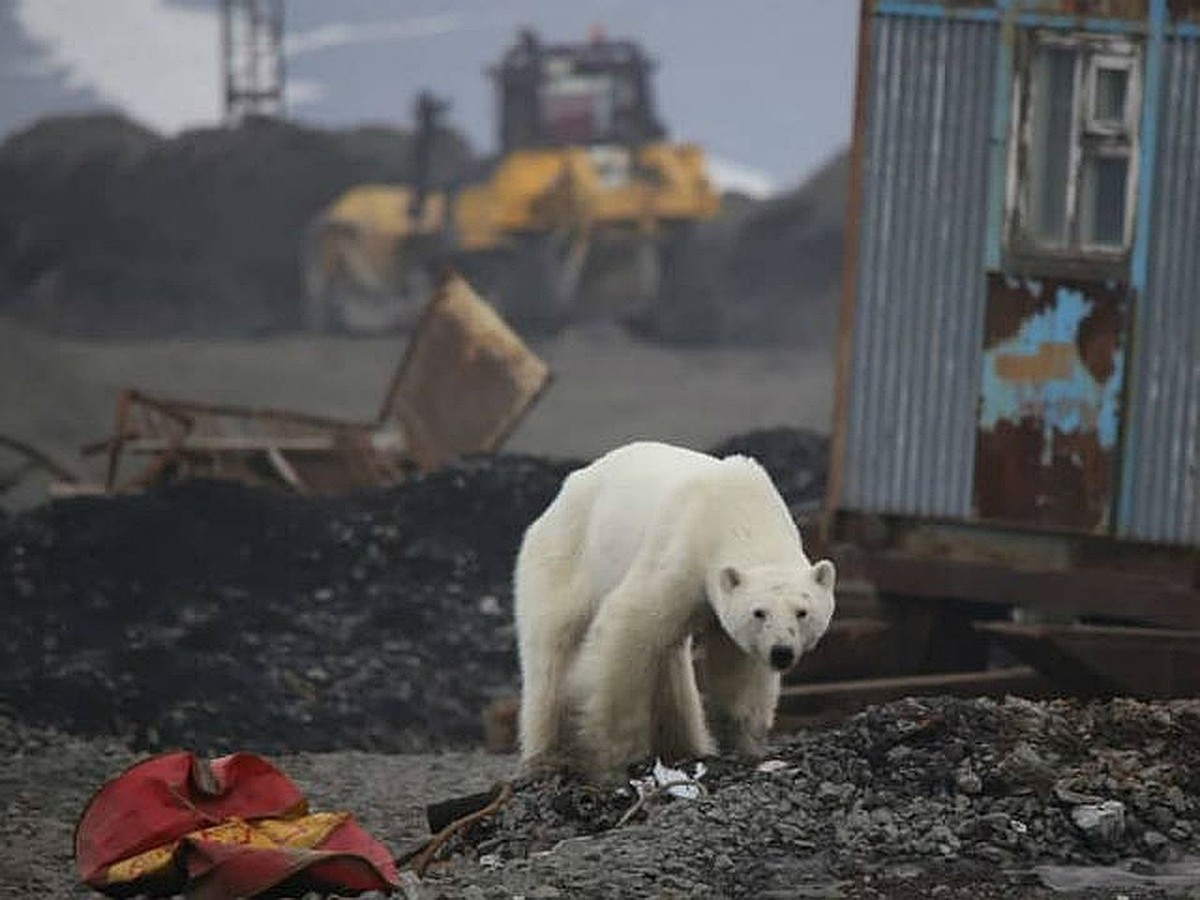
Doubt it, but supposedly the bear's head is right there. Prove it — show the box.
[709,560,836,671]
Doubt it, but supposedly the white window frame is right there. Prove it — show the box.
[1005,32,1142,261]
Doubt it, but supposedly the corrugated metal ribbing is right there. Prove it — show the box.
[1120,37,1200,545]
[843,14,997,517]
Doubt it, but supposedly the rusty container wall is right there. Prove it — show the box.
[1119,35,1200,545]
[842,13,998,517]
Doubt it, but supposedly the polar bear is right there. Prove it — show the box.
[514,440,836,776]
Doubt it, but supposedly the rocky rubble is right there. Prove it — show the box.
[423,695,1200,897]
[0,429,828,756]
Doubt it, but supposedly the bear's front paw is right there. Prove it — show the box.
[710,711,769,758]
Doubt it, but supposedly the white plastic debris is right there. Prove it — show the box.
[655,758,707,799]
[756,759,790,774]
[631,758,707,801]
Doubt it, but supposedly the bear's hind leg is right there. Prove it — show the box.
[517,623,577,773]
[652,640,715,763]
[515,523,591,773]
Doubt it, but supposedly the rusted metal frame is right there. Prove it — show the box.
[107,393,196,494]
[112,430,195,495]
[103,390,136,490]
[1116,0,1168,532]
[123,389,370,432]
[0,434,79,484]
[109,436,342,453]
[822,0,875,543]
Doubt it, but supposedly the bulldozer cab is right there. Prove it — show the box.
[494,28,666,153]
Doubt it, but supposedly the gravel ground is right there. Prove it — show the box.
[0,715,517,898]
[3,697,1199,898]
[3,429,1200,898]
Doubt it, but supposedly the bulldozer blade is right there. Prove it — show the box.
[572,237,662,322]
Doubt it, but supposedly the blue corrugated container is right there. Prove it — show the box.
[827,0,1200,629]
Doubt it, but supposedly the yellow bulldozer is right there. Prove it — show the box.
[303,28,721,334]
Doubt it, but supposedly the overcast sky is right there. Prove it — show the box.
[1,0,858,190]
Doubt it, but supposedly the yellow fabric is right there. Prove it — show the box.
[104,812,350,885]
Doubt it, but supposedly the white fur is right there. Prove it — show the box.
[514,440,836,776]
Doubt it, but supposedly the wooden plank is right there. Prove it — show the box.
[977,621,1200,697]
[785,617,892,684]
[865,551,1200,630]
[777,667,1052,720]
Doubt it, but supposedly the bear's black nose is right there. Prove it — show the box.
[769,645,795,671]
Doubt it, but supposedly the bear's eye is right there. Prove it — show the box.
[796,609,808,620]
[753,608,767,620]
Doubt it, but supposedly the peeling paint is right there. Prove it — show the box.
[980,279,1124,449]
[975,273,1128,531]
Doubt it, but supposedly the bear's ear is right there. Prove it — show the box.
[812,559,836,590]
[719,566,742,592]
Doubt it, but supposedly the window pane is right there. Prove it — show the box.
[1029,48,1076,244]
[1081,154,1129,247]
[1094,67,1129,123]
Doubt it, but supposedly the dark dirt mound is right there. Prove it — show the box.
[0,429,828,756]
[644,150,848,348]
[0,113,471,337]
[709,426,828,522]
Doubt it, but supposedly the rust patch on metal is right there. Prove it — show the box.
[1019,0,1148,17]
[1168,0,1200,22]
[982,274,1059,350]
[975,273,1129,533]
[876,0,1157,20]
[930,0,1150,17]
[1075,285,1124,382]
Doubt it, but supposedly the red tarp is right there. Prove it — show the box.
[75,750,399,898]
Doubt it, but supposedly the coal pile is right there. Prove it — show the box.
[709,427,827,524]
[0,113,471,336]
[0,429,828,756]
[0,454,578,754]
[427,696,1200,897]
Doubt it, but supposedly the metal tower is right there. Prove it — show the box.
[221,0,285,124]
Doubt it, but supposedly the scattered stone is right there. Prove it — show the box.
[1072,801,1126,845]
